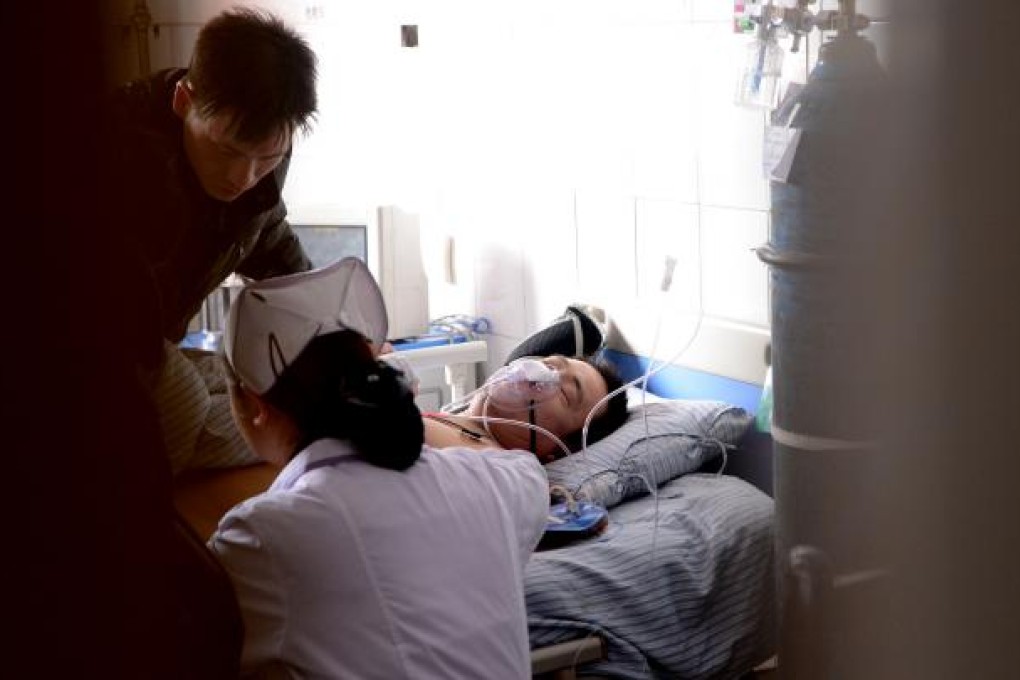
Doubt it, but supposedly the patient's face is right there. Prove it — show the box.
[477,355,609,462]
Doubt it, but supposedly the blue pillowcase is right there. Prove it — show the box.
[544,400,754,509]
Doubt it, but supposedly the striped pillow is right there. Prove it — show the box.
[545,400,753,508]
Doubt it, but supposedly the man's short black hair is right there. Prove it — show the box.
[188,7,318,143]
[561,356,630,454]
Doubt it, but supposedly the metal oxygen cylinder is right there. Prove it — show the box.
[755,28,891,678]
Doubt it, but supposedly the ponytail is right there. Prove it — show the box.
[333,361,423,471]
[262,331,423,470]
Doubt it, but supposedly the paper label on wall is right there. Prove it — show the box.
[763,125,802,183]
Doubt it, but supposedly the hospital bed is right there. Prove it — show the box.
[524,352,776,680]
[174,326,776,678]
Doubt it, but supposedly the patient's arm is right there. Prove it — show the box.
[174,463,278,542]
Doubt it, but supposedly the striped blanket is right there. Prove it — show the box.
[526,473,776,679]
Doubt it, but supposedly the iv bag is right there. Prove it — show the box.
[736,35,784,110]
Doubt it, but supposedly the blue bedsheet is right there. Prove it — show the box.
[526,473,776,679]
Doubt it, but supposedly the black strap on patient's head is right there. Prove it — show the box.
[505,305,605,363]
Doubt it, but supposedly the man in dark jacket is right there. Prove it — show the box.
[110,7,318,473]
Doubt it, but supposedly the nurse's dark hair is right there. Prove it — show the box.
[246,330,422,470]
[560,356,629,454]
[188,7,317,142]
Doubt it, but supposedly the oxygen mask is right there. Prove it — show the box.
[483,357,561,411]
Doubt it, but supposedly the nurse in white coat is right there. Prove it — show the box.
[209,257,549,679]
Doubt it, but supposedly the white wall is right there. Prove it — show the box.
[411,0,774,383]
[131,0,888,385]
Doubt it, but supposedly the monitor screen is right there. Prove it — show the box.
[291,223,368,269]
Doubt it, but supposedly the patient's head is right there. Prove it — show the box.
[468,355,628,462]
